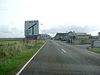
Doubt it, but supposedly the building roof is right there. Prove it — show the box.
[55,33,68,37]
[75,33,91,36]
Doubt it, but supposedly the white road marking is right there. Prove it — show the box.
[16,42,47,75]
[61,49,67,53]
[57,49,63,54]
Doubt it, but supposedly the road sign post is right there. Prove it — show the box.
[25,20,39,46]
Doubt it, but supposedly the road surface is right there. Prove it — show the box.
[19,40,100,75]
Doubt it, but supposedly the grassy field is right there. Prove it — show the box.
[88,47,100,53]
[0,39,45,75]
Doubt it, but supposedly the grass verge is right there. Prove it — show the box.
[88,47,100,53]
[0,41,45,75]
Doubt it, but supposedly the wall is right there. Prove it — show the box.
[72,39,91,44]
[92,41,100,48]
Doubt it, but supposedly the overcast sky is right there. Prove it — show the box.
[0,0,100,38]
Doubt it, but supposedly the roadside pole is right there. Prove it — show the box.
[34,35,37,46]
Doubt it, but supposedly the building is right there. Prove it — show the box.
[25,20,39,38]
[54,33,68,41]
[91,32,100,48]
[67,31,91,44]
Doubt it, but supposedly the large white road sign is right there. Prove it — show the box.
[25,20,39,38]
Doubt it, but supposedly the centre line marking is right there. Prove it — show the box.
[61,49,66,53]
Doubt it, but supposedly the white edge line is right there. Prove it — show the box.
[16,41,47,75]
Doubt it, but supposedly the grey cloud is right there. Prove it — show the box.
[41,26,67,34]
[67,25,98,33]
[0,25,24,38]
[41,25,99,36]
[0,26,11,33]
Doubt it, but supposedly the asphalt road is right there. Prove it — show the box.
[19,40,100,75]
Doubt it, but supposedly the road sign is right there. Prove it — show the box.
[25,20,39,38]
